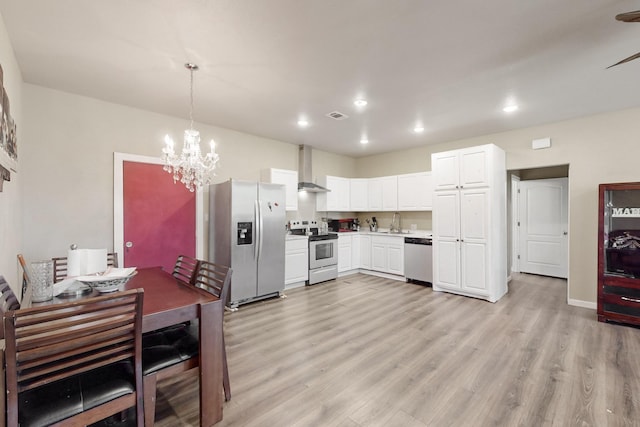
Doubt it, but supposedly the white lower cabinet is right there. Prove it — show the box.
[351,234,361,269]
[338,234,352,273]
[370,235,404,275]
[360,235,371,269]
[285,238,308,286]
[335,233,404,277]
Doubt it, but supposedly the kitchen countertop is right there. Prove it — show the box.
[285,234,309,241]
[286,230,432,240]
[336,230,433,239]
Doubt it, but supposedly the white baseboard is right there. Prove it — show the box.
[360,269,406,281]
[568,298,596,310]
[284,281,307,290]
[338,269,406,282]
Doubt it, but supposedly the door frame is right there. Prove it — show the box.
[510,174,521,276]
[113,152,204,265]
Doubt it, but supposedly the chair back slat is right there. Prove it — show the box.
[0,275,20,339]
[16,300,138,332]
[16,254,33,304]
[17,314,136,352]
[19,332,134,370]
[4,289,143,394]
[172,255,200,284]
[108,252,119,268]
[193,260,232,303]
[52,256,68,283]
[18,342,135,385]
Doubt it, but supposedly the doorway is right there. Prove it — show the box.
[113,153,204,272]
[509,165,569,280]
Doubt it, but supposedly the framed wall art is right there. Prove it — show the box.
[0,63,17,191]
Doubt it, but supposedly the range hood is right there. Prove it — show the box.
[298,145,330,193]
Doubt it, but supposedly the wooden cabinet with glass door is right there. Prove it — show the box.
[598,182,640,326]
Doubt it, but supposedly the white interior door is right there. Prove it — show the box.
[519,177,568,278]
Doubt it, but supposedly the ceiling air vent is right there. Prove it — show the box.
[325,111,349,120]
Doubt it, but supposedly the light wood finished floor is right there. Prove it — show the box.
[153,273,640,426]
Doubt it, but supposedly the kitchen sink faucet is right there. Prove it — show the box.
[390,212,401,233]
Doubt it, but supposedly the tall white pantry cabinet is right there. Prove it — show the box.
[431,144,507,303]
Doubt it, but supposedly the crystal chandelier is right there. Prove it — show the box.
[162,63,220,192]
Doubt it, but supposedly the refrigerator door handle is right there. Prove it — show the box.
[257,199,264,261]
[253,200,260,261]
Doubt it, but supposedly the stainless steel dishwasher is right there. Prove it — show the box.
[404,237,433,283]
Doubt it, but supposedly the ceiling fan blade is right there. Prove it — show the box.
[607,51,640,68]
[616,10,640,22]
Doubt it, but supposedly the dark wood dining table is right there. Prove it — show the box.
[32,266,224,426]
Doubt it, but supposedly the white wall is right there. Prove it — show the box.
[20,85,357,262]
[18,78,640,307]
[356,107,640,305]
[0,12,23,292]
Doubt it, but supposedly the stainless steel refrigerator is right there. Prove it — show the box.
[209,179,286,309]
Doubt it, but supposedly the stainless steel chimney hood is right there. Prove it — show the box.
[298,145,330,193]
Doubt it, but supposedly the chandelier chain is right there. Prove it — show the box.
[189,65,194,130]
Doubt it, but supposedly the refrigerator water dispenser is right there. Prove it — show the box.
[237,222,253,245]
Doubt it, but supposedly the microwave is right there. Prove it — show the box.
[328,218,357,232]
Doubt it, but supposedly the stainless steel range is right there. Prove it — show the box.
[288,220,339,285]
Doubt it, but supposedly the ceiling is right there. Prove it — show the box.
[1,0,639,158]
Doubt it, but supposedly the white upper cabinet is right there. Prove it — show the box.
[432,145,491,190]
[369,176,398,211]
[368,177,383,211]
[397,172,433,211]
[316,175,350,212]
[350,179,369,211]
[261,168,298,211]
[381,176,398,211]
[316,172,432,212]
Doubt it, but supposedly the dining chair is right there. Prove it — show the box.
[16,254,32,306]
[0,275,20,339]
[4,288,145,427]
[142,260,232,426]
[171,254,200,284]
[52,252,119,283]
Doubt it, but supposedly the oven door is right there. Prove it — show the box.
[309,239,337,269]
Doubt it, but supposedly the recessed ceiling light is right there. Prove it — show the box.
[414,126,425,133]
[297,119,309,127]
[354,99,368,107]
[503,105,519,113]
[360,138,369,144]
